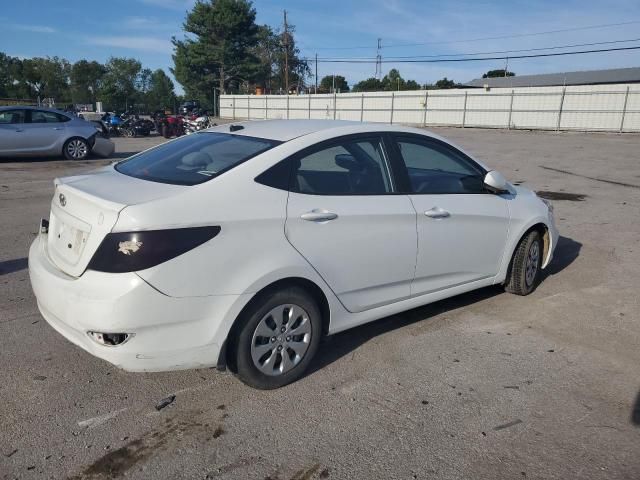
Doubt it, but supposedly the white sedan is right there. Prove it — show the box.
[29,120,558,389]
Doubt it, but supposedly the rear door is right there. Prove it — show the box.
[21,110,70,153]
[0,109,27,154]
[389,134,510,296]
[285,134,417,313]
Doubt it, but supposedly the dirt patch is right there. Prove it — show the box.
[536,190,587,201]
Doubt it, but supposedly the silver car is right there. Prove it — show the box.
[0,106,114,160]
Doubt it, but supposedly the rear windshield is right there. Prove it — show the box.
[115,132,280,185]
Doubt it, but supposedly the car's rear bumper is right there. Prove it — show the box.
[28,234,247,372]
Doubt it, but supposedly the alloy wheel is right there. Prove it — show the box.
[250,304,312,376]
[66,139,88,159]
[525,240,540,286]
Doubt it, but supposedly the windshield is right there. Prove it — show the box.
[115,132,280,185]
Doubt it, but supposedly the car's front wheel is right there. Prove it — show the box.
[231,287,322,389]
[505,230,543,295]
[63,137,90,160]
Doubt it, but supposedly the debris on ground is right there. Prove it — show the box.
[493,419,523,431]
[155,395,176,411]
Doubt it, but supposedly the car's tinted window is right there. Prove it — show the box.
[30,110,69,123]
[0,109,26,124]
[395,137,485,194]
[116,132,280,185]
[292,137,392,195]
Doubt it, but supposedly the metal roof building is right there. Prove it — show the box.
[465,67,640,88]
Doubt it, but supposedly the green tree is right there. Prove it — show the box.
[483,69,515,78]
[99,57,142,111]
[250,23,309,93]
[146,69,177,112]
[172,0,260,100]
[352,77,384,92]
[319,75,349,93]
[434,77,456,89]
[21,56,71,101]
[70,60,105,104]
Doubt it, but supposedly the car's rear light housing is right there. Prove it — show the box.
[87,226,220,273]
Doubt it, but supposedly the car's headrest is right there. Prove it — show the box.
[181,151,211,167]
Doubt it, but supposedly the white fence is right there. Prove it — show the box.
[220,83,640,133]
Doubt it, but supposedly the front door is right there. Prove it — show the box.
[285,134,417,313]
[390,134,510,296]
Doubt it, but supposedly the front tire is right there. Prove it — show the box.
[231,287,322,389]
[63,137,90,160]
[505,230,543,296]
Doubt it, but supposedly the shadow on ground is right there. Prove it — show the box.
[542,236,582,278]
[0,257,28,275]
[310,235,581,375]
[632,391,640,425]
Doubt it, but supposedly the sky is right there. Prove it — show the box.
[2,0,640,94]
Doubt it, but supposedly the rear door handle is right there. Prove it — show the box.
[300,209,338,222]
[53,127,64,130]
[424,207,450,219]
[14,129,24,132]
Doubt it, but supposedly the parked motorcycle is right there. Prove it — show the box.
[152,111,185,138]
[183,112,215,134]
[120,112,153,137]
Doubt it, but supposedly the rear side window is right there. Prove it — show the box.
[0,109,25,124]
[30,110,70,123]
[291,137,392,195]
[395,137,485,194]
[116,132,280,185]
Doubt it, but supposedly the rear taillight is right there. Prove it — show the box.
[87,226,220,273]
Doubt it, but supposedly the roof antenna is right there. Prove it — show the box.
[229,124,244,132]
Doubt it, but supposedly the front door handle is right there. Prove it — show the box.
[424,207,450,219]
[53,127,64,130]
[14,129,24,132]
[300,209,338,222]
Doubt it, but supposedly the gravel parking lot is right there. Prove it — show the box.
[1,127,639,480]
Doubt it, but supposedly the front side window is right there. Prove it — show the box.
[0,109,26,124]
[30,110,69,123]
[292,137,392,195]
[395,137,485,194]
[116,132,279,185]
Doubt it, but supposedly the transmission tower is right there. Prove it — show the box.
[375,38,382,79]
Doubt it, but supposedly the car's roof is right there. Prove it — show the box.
[207,119,445,142]
[0,105,72,115]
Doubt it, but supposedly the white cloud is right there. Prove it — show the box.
[88,36,173,54]
[13,24,57,34]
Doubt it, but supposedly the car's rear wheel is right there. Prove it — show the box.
[505,230,543,296]
[231,287,322,389]
[63,137,90,160]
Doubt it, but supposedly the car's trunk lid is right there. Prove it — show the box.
[47,166,186,277]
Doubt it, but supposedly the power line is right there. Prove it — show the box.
[310,45,640,63]
[300,19,640,51]
[307,37,640,61]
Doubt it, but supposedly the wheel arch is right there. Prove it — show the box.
[219,276,331,371]
[502,221,550,283]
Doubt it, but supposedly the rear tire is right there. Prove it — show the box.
[231,287,322,389]
[63,137,90,160]
[161,124,171,138]
[504,230,543,296]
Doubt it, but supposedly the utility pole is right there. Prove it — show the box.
[283,10,289,94]
[504,57,509,77]
[375,38,382,80]
[315,53,318,94]
[332,74,335,93]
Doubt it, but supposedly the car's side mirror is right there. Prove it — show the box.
[484,170,508,193]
